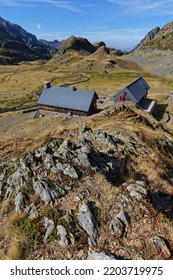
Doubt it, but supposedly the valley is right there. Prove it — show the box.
[1,58,173,110]
[1,17,173,260]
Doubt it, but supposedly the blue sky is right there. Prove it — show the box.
[0,0,173,50]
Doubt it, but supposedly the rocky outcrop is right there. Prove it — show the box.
[57,225,69,247]
[14,192,26,214]
[110,210,130,238]
[110,217,125,238]
[33,179,65,204]
[93,41,106,49]
[127,22,173,76]
[1,126,173,260]
[44,217,55,242]
[152,235,171,258]
[77,201,98,246]
[88,250,118,260]
[133,27,160,51]
[0,128,124,204]
[25,203,39,220]
[125,181,147,200]
[58,36,97,55]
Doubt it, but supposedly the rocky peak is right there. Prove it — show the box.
[126,21,173,76]
[39,39,64,49]
[0,16,38,46]
[93,41,106,48]
[133,26,160,51]
[59,35,97,54]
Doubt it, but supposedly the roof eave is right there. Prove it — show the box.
[37,103,89,113]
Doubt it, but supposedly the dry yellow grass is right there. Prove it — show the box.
[92,173,120,208]
[1,51,173,109]
[0,212,27,260]
[0,111,71,161]
[7,236,25,260]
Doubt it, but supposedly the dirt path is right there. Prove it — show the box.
[60,73,90,87]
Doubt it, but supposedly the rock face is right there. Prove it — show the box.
[77,202,98,246]
[133,27,160,51]
[44,218,55,242]
[57,225,69,247]
[0,16,51,64]
[127,22,173,76]
[152,235,171,258]
[33,179,65,203]
[59,36,97,55]
[110,217,125,238]
[88,250,118,260]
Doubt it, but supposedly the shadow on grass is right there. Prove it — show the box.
[153,104,168,121]
[148,191,173,221]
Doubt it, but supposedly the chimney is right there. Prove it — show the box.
[43,81,51,89]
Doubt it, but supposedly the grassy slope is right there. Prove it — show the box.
[1,104,173,259]
[1,51,173,109]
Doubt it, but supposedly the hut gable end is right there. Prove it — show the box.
[113,77,157,114]
[113,77,150,104]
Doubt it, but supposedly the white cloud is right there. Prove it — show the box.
[37,23,42,30]
[0,0,89,13]
[0,0,19,6]
[107,0,173,15]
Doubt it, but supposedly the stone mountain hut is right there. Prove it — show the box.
[36,82,99,117]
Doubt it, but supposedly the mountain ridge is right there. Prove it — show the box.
[0,17,127,65]
[126,22,173,76]
[133,26,160,51]
[0,17,51,64]
[39,39,65,49]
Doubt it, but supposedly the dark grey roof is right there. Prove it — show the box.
[113,77,150,103]
[37,86,97,112]
[127,77,150,103]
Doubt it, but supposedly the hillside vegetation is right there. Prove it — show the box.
[1,103,173,260]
